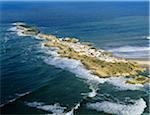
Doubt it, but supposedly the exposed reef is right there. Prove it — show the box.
[14,22,149,84]
[16,22,40,36]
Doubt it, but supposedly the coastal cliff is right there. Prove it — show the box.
[14,22,149,84]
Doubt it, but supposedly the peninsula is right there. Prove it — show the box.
[14,22,149,85]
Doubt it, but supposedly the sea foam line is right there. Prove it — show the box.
[86,98,146,115]
[26,101,80,115]
[26,102,66,114]
[108,46,150,53]
[0,91,30,108]
[41,45,145,91]
[146,36,150,39]
[8,26,29,36]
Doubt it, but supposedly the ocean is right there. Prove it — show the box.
[0,1,149,115]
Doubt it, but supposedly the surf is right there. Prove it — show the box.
[41,44,146,91]
[25,101,81,115]
[108,46,150,53]
[86,98,146,115]
[0,91,30,108]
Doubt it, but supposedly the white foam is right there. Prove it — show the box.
[41,45,145,91]
[65,110,74,115]
[15,91,30,97]
[0,91,30,108]
[9,91,30,102]
[39,38,147,90]
[87,83,98,98]
[88,88,97,98]
[41,44,107,83]
[146,36,150,39]
[108,45,149,58]
[12,22,25,26]
[87,98,146,115]
[43,55,145,90]
[81,84,98,98]
[108,46,150,53]
[26,102,66,114]
[4,35,10,43]
[8,26,27,36]
[41,46,59,57]
[26,101,81,115]
[34,35,44,40]
[44,56,108,84]
[65,103,80,115]
[17,31,28,36]
[107,77,144,90]
[8,27,18,31]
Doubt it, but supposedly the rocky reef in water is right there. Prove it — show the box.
[15,22,40,36]
[14,22,149,85]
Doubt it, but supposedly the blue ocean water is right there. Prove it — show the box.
[0,1,149,115]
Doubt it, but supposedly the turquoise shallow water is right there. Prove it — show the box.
[0,1,149,115]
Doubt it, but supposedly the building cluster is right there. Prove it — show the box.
[15,23,127,63]
[60,38,127,63]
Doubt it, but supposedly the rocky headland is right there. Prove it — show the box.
[14,22,149,85]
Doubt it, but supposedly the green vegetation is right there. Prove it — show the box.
[16,23,149,84]
[44,42,145,78]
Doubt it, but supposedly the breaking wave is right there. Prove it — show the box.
[81,82,99,98]
[86,98,146,115]
[26,102,66,114]
[15,92,31,97]
[108,46,150,53]
[41,45,145,91]
[8,27,17,32]
[12,22,25,26]
[26,101,80,115]
[0,92,30,108]
[34,36,44,40]
[106,77,144,90]
[87,85,98,98]
[7,23,149,115]
[8,26,28,36]
[146,36,150,39]
[107,46,149,58]
[42,46,107,84]
[65,103,80,115]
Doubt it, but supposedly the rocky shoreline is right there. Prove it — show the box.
[14,22,149,84]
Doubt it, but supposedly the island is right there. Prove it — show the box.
[14,22,149,85]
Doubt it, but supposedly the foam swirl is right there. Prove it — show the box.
[87,98,146,115]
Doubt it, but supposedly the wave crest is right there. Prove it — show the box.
[41,44,145,91]
[87,98,146,115]
[26,102,66,114]
[26,101,80,115]
[108,46,150,53]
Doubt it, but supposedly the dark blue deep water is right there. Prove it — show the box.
[0,1,149,115]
